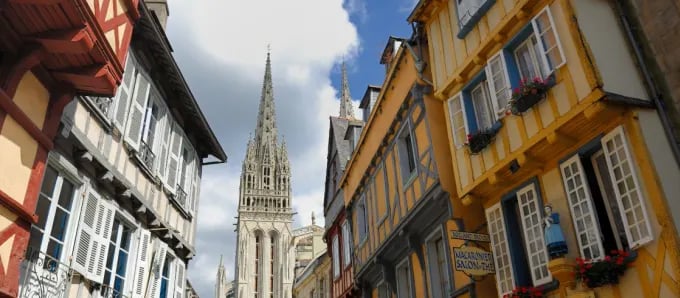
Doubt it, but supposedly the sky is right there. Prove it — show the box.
[163,0,417,297]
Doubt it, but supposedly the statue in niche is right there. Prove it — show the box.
[544,204,568,259]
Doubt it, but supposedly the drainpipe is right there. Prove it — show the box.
[614,0,680,166]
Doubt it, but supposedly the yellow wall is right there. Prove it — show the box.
[0,72,49,204]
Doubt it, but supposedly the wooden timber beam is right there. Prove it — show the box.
[30,26,96,54]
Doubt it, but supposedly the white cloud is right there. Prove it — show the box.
[164,1,360,297]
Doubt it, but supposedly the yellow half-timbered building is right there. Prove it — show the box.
[339,32,494,297]
[409,0,680,297]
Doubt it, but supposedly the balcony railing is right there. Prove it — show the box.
[90,96,114,117]
[139,140,156,171]
[19,247,73,298]
[99,284,131,298]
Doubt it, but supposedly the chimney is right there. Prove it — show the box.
[146,0,169,30]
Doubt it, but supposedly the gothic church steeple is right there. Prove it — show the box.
[339,61,355,119]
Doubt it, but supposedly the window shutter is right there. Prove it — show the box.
[516,184,551,285]
[485,51,511,114]
[560,155,605,260]
[190,158,200,213]
[125,73,150,151]
[114,55,136,130]
[159,116,172,184]
[600,126,652,248]
[166,123,183,194]
[486,203,515,296]
[132,229,152,298]
[332,234,340,278]
[532,6,566,74]
[71,190,115,283]
[148,240,168,298]
[174,260,186,298]
[447,93,468,148]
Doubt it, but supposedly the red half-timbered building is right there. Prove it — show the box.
[0,0,138,296]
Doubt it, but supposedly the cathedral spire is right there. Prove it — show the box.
[254,50,278,148]
[339,61,355,119]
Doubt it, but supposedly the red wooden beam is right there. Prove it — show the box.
[0,187,38,225]
[30,25,96,54]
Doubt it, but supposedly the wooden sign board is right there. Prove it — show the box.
[450,230,490,242]
[453,246,495,276]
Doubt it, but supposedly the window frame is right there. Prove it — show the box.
[100,217,136,297]
[332,233,340,279]
[356,195,369,245]
[425,227,450,298]
[447,92,469,149]
[531,6,566,74]
[395,257,413,298]
[485,50,512,116]
[397,120,418,185]
[341,220,352,268]
[455,0,496,38]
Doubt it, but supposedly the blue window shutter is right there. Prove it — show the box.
[462,93,478,134]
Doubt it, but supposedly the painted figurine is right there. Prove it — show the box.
[544,204,568,258]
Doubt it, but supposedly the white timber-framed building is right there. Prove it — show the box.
[17,2,227,298]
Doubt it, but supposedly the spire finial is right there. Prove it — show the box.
[254,48,278,149]
[311,212,316,225]
[339,60,355,119]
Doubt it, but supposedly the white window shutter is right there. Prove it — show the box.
[71,190,98,279]
[516,184,551,285]
[71,190,115,283]
[447,93,469,148]
[174,260,186,298]
[190,158,200,213]
[600,126,653,248]
[125,73,150,151]
[532,6,566,74]
[114,55,136,130]
[486,203,515,296]
[485,51,511,114]
[560,155,605,260]
[148,240,168,298]
[159,115,173,184]
[132,229,152,298]
[166,123,183,194]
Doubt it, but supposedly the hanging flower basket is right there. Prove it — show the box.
[509,76,555,115]
[503,286,544,298]
[465,126,500,154]
[575,250,635,288]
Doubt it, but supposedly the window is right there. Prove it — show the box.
[426,230,450,297]
[485,52,511,115]
[457,0,487,25]
[531,6,565,73]
[270,233,276,298]
[101,219,133,298]
[255,233,261,296]
[357,196,368,242]
[513,35,547,81]
[332,234,340,278]
[28,166,77,263]
[486,183,551,297]
[159,256,172,298]
[470,80,495,131]
[377,281,389,298]
[342,221,352,267]
[113,53,138,130]
[396,258,412,298]
[397,123,417,183]
[559,126,652,260]
[447,93,468,148]
[318,278,326,298]
[139,96,161,170]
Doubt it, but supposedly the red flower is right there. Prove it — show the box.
[616,258,624,265]
[605,255,611,261]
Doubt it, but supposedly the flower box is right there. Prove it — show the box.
[504,286,543,298]
[575,250,635,288]
[465,122,502,154]
[509,76,555,115]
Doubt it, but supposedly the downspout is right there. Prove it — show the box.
[614,0,680,166]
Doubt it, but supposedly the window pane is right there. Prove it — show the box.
[35,196,51,229]
[27,228,44,254]
[46,240,63,261]
[57,180,75,210]
[49,208,70,241]
[472,83,493,130]
[41,166,58,196]
[120,225,131,251]
[106,243,116,269]
[116,251,129,275]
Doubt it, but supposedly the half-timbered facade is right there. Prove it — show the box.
[15,2,226,298]
[323,63,361,298]
[410,0,680,297]
[0,0,140,296]
[338,33,474,298]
